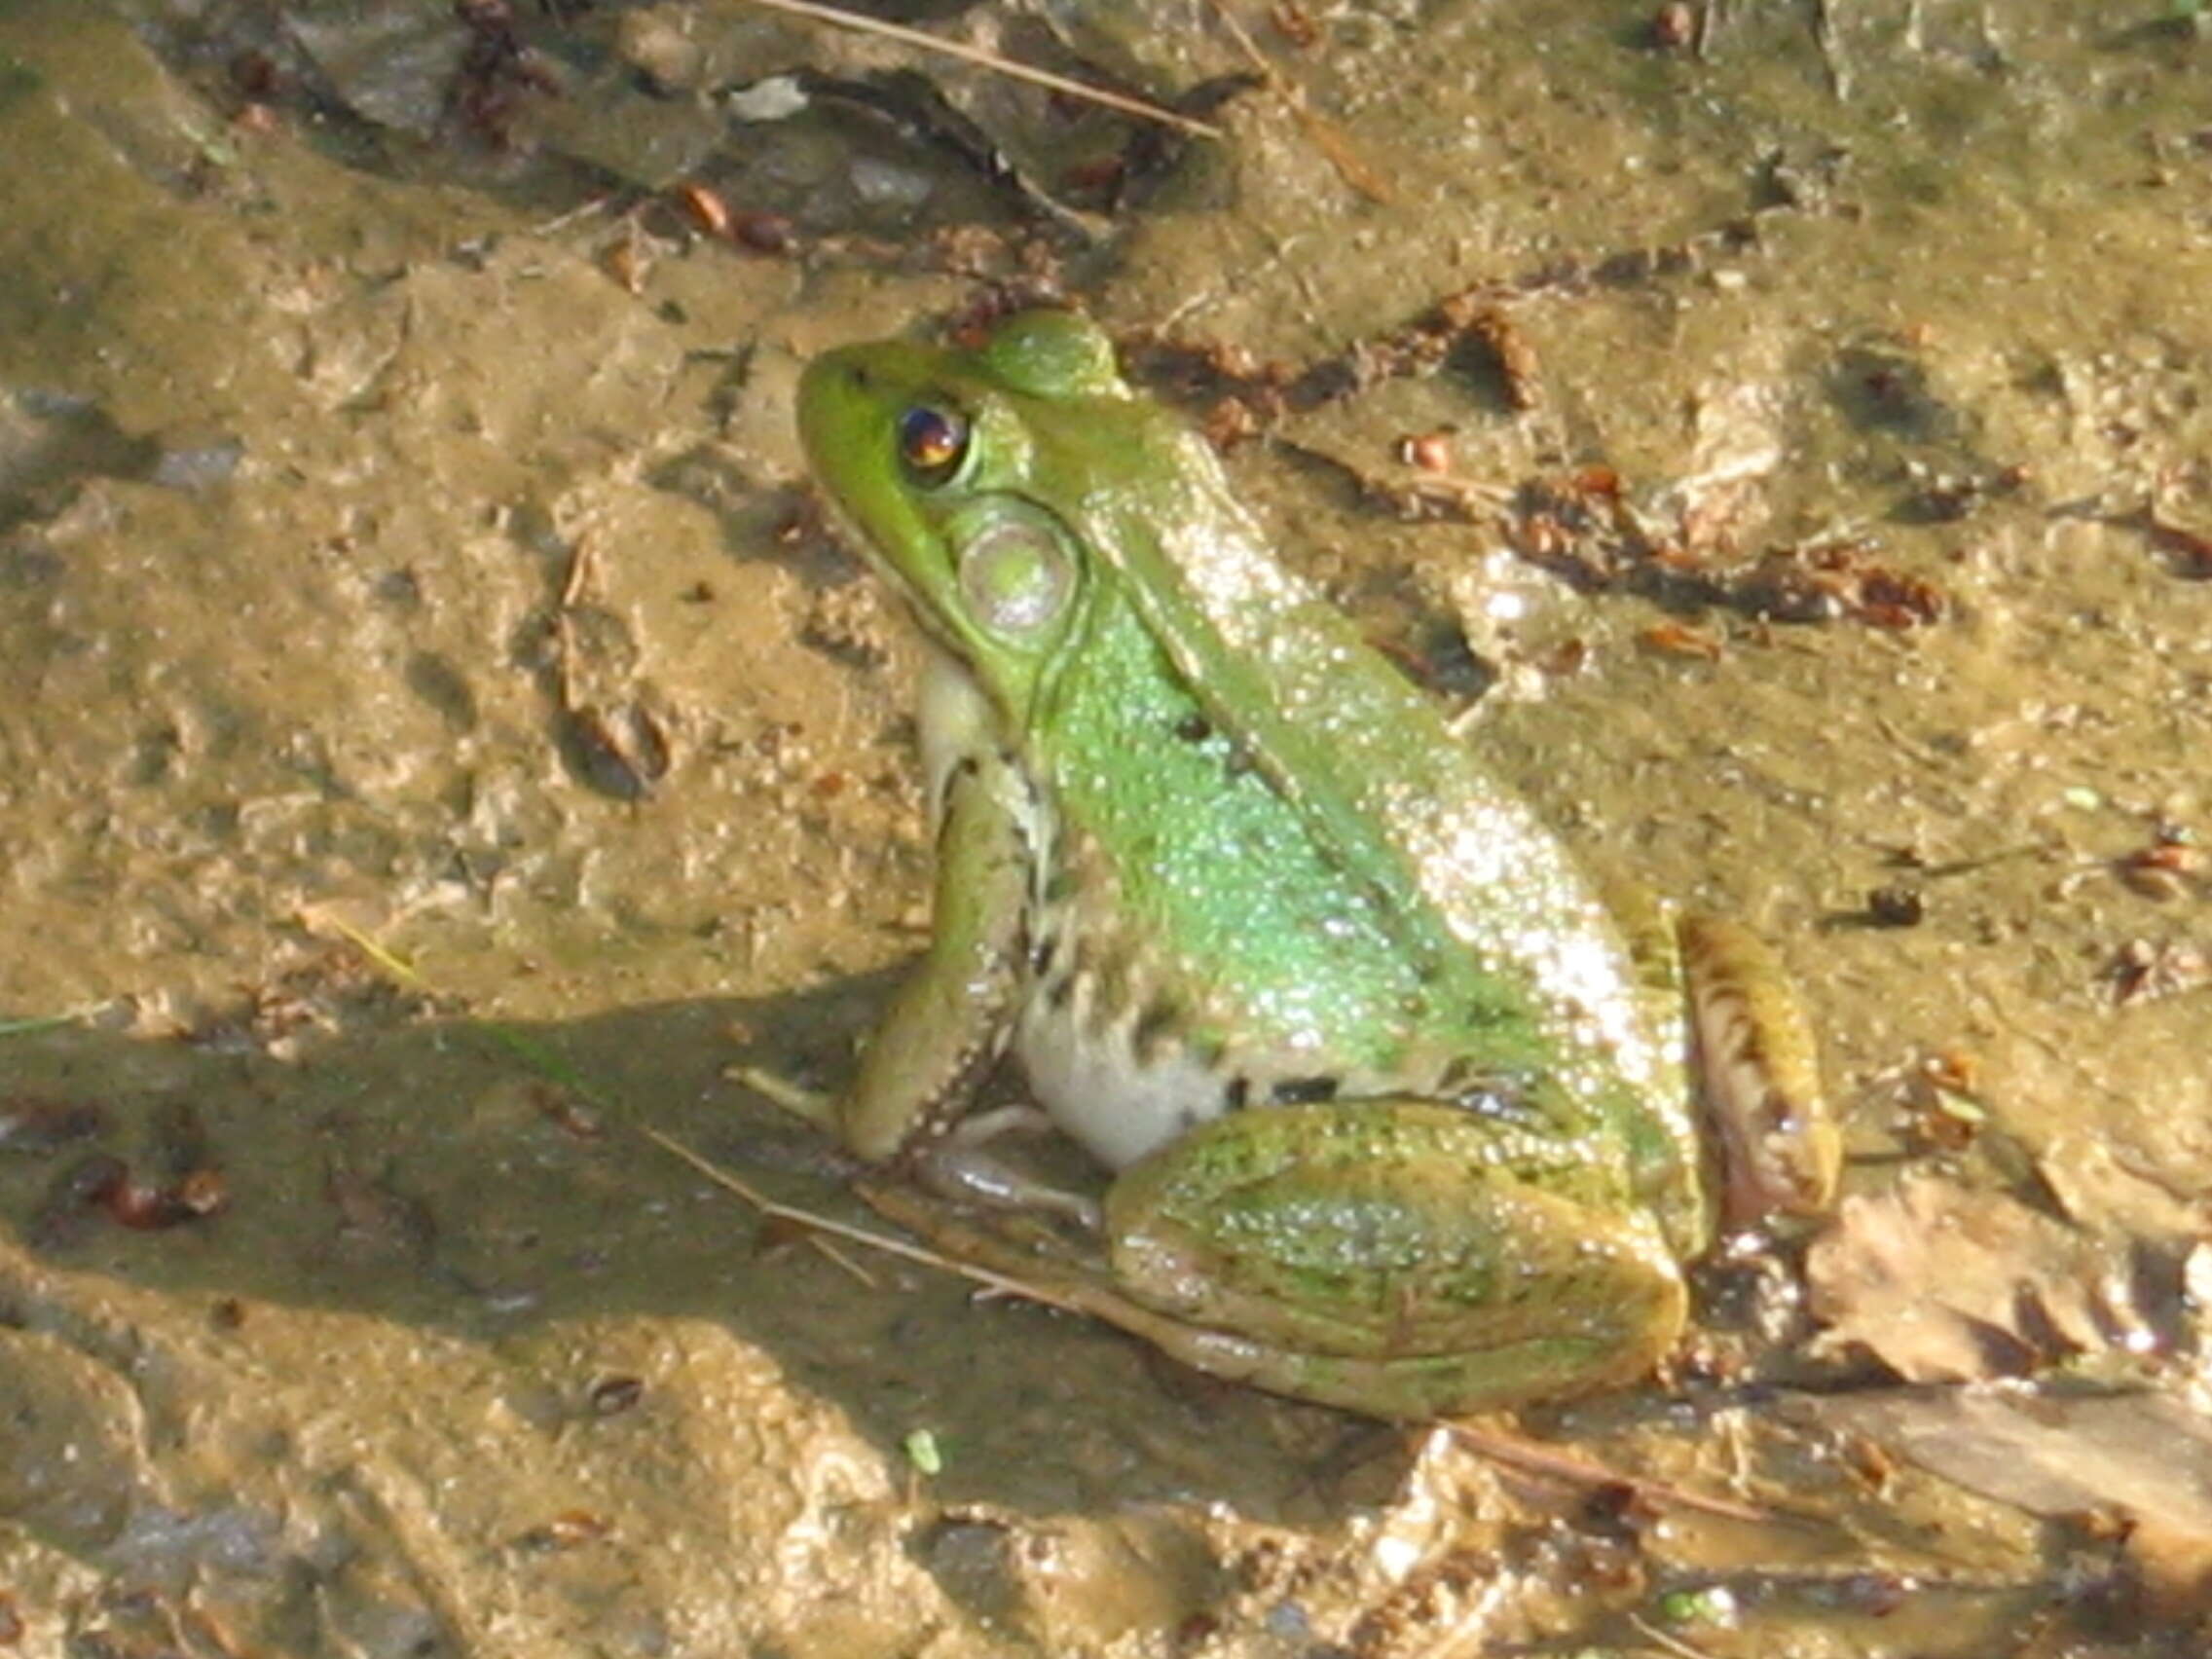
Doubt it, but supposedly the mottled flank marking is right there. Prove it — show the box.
[1131,994,1183,1063]
[1088,940,1135,1033]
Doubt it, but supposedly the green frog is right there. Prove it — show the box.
[777,307,1836,1419]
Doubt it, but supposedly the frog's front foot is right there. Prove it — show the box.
[917,1107,1102,1231]
[743,1063,1102,1232]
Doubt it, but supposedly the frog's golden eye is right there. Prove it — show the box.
[896,403,969,488]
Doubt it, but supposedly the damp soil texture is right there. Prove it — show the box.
[3,2,2211,1655]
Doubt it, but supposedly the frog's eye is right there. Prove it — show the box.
[896,403,970,488]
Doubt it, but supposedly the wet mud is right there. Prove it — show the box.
[2,2,2210,1654]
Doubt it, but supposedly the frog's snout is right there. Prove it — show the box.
[794,351,866,476]
[804,353,869,397]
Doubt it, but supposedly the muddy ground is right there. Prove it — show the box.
[2,1,2211,1654]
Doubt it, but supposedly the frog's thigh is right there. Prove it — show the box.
[1106,1102,1687,1404]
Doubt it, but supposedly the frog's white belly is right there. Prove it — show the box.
[1005,778,1362,1171]
[1014,992,1227,1171]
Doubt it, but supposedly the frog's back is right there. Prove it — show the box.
[1015,475,1681,1208]
[1020,583,1527,1143]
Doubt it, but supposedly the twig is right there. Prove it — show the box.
[302,904,430,993]
[733,0,1223,139]
[304,904,624,1112]
[526,192,622,239]
[1694,0,1720,60]
[1445,1420,1777,1524]
[559,535,598,609]
[642,1125,1090,1312]
[1813,0,1850,98]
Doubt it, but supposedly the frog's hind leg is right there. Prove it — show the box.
[1102,1101,1689,1418]
[857,1100,1686,1419]
[1677,912,1838,1230]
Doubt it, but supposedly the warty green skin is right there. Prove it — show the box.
[790,310,1825,1419]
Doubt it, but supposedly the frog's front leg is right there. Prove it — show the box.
[1099,1102,1688,1419]
[842,746,1038,1161]
[751,743,1034,1165]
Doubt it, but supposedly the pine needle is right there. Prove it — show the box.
[1199,0,1394,203]
[0,1013,82,1038]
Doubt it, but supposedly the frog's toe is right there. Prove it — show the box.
[730,1064,839,1129]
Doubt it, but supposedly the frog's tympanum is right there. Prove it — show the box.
[783,308,1837,1419]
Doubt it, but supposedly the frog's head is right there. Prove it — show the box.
[796,309,1130,724]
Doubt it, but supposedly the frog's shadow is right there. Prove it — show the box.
[0,979,1406,1525]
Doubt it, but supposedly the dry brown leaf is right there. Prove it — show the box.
[2036,1130,2210,1242]
[2127,1517,2212,1626]
[1810,1389,2212,1530]
[1808,1388,2212,1625]
[1806,1175,2158,1383]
